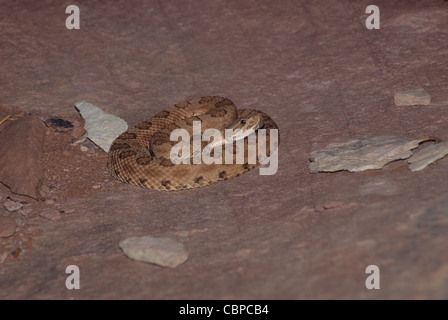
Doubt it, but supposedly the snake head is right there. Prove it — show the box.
[228,111,264,142]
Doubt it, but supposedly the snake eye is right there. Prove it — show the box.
[241,120,246,125]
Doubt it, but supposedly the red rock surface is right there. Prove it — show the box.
[1,0,448,299]
[0,115,46,199]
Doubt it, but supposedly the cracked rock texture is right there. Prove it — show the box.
[1,0,448,299]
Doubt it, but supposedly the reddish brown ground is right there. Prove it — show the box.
[1,0,448,299]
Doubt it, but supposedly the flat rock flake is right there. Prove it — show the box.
[309,136,447,173]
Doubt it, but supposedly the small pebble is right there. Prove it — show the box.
[3,200,23,212]
[45,199,55,205]
[119,236,188,268]
[80,145,88,152]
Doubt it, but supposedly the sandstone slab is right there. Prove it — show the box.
[0,115,46,199]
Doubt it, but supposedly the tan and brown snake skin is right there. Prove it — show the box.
[107,96,279,191]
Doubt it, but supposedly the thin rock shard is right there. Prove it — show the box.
[394,88,431,106]
[407,141,448,172]
[309,136,426,173]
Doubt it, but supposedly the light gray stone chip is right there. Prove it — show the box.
[75,101,128,152]
[394,88,431,106]
[119,236,188,268]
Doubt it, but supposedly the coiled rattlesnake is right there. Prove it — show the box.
[107,96,279,191]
